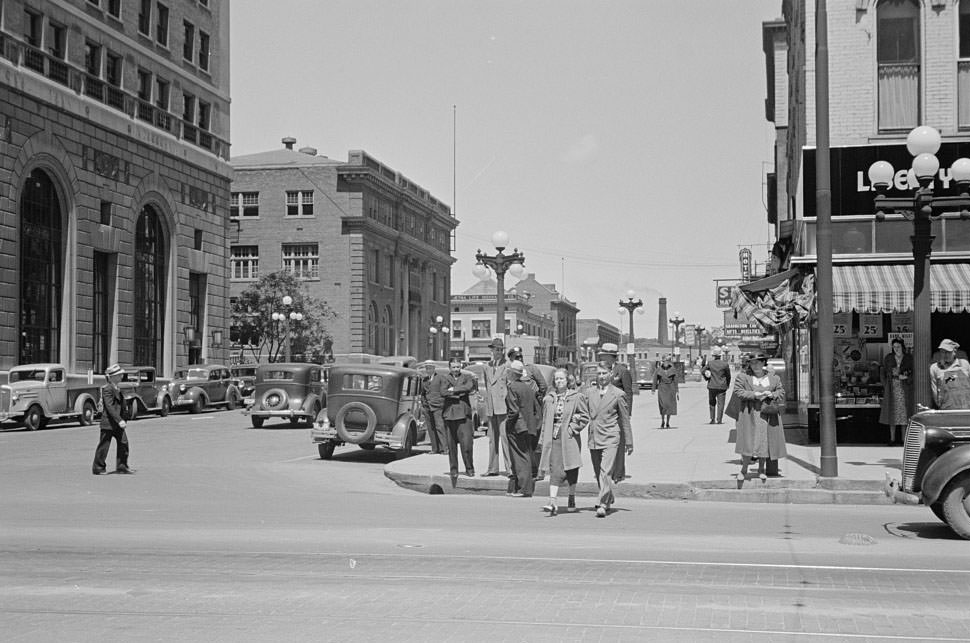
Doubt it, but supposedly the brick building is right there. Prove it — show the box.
[0,0,231,375]
[229,141,457,360]
[761,0,970,439]
[509,274,579,364]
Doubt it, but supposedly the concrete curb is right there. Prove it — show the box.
[383,465,893,505]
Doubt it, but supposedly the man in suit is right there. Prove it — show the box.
[92,364,134,475]
[508,345,547,479]
[702,345,732,424]
[441,358,477,483]
[598,343,633,482]
[505,360,540,497]
[419,361,447,454]
[482,337,511,477]
[571,362,633,517]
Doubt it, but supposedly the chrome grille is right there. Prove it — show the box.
[0,387,8,412]
[901,420,924,493]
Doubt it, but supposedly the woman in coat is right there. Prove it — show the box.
[733,352,786,482]
[537,368,582,515]
[878,338,914,446]
[652,357,679,428]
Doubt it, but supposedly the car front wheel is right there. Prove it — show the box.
[940,473,970,539]
[24,405,44,431]
[396,426,415,460]
[79,400,96,426]
[190,396,205,414]
[159,397,171,417]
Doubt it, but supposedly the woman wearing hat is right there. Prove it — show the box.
[537,368,582,515]
[930,339,970,410]
[732,352,786,482]
[651,356,679,428]
[878,338,914,446]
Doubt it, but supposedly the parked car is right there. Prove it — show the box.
[885,409,970,539]
[635,361,656,390]
[169,364,242,413]
[244,363,326,428]
[311,364,426,460]
[118,366,172,419]
[230,364,258,406]
[0,363,100,430]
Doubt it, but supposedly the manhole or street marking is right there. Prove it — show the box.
[839,532,876,546]
[397,543,424,549]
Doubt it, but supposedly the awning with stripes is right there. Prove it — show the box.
[832,263,970,313]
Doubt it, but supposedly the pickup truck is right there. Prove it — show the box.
[0,363,101,430]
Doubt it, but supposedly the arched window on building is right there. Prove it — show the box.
[19,168,62,364]
[877,0,920,131]
[133,205,167,369]
[368,302,379,354]
[959,1,970,127]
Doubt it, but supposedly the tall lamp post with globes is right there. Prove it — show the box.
[867,125,970,408]
[669,312,685,360]
[271,295,303,363]
[428,315,450,361]
[473,231,526,344]
[617,290,644,369]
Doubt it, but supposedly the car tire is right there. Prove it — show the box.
[307,402,322,428]
[251,416,264,429]
[931,502,947,524]
[260,388,288,411]
[24,405,44,431]
[359,444,376,450]
[396,425,415,460]
[940,473,970,540]
[190,396,205,414]
[79,400,96,426]
[334,402,377,444]
[318,442,336,460]
[159,397,171,417]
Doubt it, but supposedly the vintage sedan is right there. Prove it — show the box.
[230,364,258,406]
[244,363,326,428]
[118,366,172,419]
[311,364,426,460]
[169,364,242,413]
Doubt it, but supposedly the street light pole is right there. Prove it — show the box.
[695,325,706,360]
[271,295,303,363]
[669,312,684,359]
[868,126,970,408]
[618,290,644,370]
[429,314,450,361]
[473,231,526,343]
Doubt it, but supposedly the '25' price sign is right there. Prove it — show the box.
[832,313,851,337]
[859,313,883,338]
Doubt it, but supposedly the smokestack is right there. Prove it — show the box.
[281,136,296,150]
[657,297,668,345]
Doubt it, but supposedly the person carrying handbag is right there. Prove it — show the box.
[731,353,786,482]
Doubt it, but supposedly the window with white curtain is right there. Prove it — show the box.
[877,0,919,131]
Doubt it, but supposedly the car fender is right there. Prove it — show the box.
[73,392,98,415]
[921,444,970,505]
[302,393,324,413]
[182,386,205,401]
[391,412,417,441]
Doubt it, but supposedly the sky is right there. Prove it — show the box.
[229,0,782,336]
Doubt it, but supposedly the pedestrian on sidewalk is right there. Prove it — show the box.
[930,339,970,411]
[419,361,448,455]
[482,337,511,477]
[878,338,913,446]
[508,345,548,481]
[702,346,732,424]
[652,357,679,428]
[506,361,540,497]
[442,358,477,483]
[538,368,582,515]
[92,364,134,475]
[732,353,786,482]
[597,343,633,483]
[571,363,633,518]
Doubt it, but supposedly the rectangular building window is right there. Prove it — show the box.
[194,229,203,250]
[155,78,169,110]
[285,190,313,216]
[282,244,319,279]
[197,100,210,130]
[367,249,379,283]
[182,21,194,61]
[105,51,122,86]
[85,41,101,76]
[24,9,42,47]
[451,320,462,339]
[188,273,205,364]
[137,68,152,101]
[138,0,151,35]
[46,21,66,59]
[100,200,112,225]
[471,320,491,339]
[107,0,121,18]
[231,246,259,280]
[384,254,394,287]
[198,31,210,71]
[960,3,970,128]
[230,192,259,218]
[182,92,195,121]
[877,0,919,131]
[155,3,169,46]
[93,252,112,373]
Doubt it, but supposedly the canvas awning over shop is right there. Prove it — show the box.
[730,269,815,331]
[832,263,970,313]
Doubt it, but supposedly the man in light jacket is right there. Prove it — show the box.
[482,337,511,476]
[570,362,633,517]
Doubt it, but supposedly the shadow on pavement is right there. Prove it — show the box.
[888,521,964,540]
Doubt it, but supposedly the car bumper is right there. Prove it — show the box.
[883,473,923,505]
[245,408,313,419]
[310,427,400,448]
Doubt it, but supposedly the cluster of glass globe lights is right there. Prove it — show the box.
[471,231,528,282]
[866,126,970,220]
[271,295,303,324]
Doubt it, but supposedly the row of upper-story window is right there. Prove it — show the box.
[364,193,451,254]
[19,4,215,133]
[874,0,970,131]
[230,244,319,281]
[366,249,449,304]
[232,190,451,253]
[449,319,554,341]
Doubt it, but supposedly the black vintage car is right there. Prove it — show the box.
[885,409,970,539]
[244,363,326,428]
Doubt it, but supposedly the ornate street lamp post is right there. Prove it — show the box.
[473,231,526,344]
[868,126,970,408]
[669,312,685,359]
[271,295,303,362]
[695,325,706,361]
[617,290,644,368]
[428,314,450,361]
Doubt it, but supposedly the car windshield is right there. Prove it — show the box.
[262,370,295,381]
[180,369,208,380]
[342,374,383,391]
[121,372,137,382]
[9,370,46,383]
[233,368,257,377]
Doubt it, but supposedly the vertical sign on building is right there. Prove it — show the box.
[739,248,752,282]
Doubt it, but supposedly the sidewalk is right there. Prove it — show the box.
[384,381,900,504]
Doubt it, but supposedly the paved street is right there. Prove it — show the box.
[2,406,970,642]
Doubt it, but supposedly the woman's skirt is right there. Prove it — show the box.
[549,435,579,486]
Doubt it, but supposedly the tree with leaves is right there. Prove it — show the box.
[230,271,336,363]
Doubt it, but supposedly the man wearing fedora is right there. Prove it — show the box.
[92,364,134,475]
[597,342,632,482]
[702,345,732,424]
[482,337,512,476]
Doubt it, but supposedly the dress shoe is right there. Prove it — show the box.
[449,472,458,487]
[544,501,558,516]
[92,469,106,475]
[595,505,607,518]
[116,467,135,474]
[482,471,500,477]
[465,469,476,477]
[567,495,576,510]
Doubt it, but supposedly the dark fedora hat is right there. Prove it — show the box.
[487,337,505,349]
[748,352,770,362]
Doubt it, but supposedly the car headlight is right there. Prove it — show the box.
[179,384,187,394]
[10,393,19,403]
